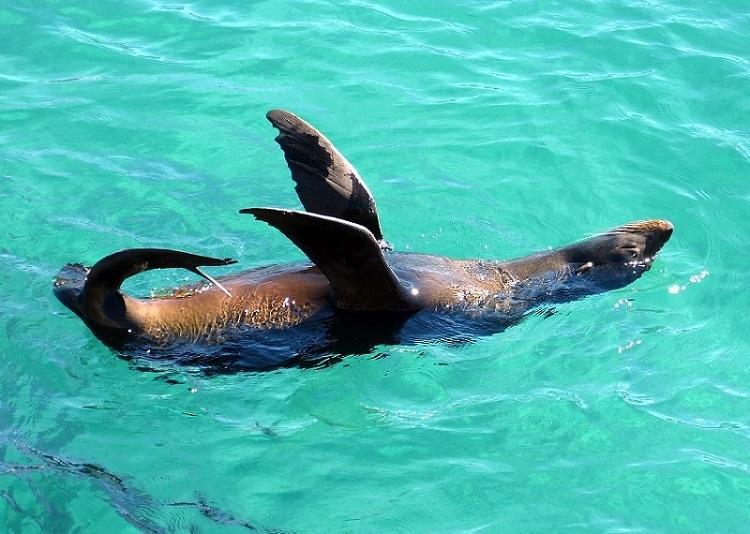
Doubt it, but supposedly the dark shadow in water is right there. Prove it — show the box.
[1,441,284,533]
[118,307,529,376]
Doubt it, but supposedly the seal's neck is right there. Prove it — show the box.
[498,233,654,306]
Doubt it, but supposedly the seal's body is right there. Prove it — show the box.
[53,110,673,368]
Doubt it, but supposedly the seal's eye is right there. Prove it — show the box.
[617,246,640,262]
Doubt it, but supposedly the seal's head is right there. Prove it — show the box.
[563,219,673,292]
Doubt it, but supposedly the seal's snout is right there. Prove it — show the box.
[643,219,673,258]
[617,219,673,259]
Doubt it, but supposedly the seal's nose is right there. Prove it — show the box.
[614,219,673,258]
[652,219,674,233]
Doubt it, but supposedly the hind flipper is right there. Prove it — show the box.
[266,109,385,242]
[86,249,237,297]
[82,249,237,328]
[242,208,415,311]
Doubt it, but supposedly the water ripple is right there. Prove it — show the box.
[52,23,186,64]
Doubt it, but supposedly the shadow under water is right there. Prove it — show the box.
[0,441,280,532]
[119,307,527,375]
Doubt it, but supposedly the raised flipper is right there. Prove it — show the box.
[266,109,385,242]
[241,208,416,311]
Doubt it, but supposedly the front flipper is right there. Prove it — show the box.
[242,208,416,311]
[266,109,385,242]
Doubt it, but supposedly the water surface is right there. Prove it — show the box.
[1,0,749,531]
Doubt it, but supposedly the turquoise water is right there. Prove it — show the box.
[2,0,749,530]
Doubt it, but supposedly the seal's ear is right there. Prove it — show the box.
[81,249,237,329]
[266,109,385,242]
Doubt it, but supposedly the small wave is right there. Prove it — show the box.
[52,23,186,64]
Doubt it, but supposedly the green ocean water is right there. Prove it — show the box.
[1,0,749,531]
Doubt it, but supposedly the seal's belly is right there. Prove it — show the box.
[129,255,521,345]
[131,265,332,341]
[388,253,517,313]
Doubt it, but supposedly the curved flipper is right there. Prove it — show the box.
[242,208,416,311]
[266,109,385,242]
[86,248,237,300]
[56,249,236,332]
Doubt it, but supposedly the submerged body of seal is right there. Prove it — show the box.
[54,110,673,369]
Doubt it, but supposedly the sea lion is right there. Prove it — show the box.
[53,110,673,369]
